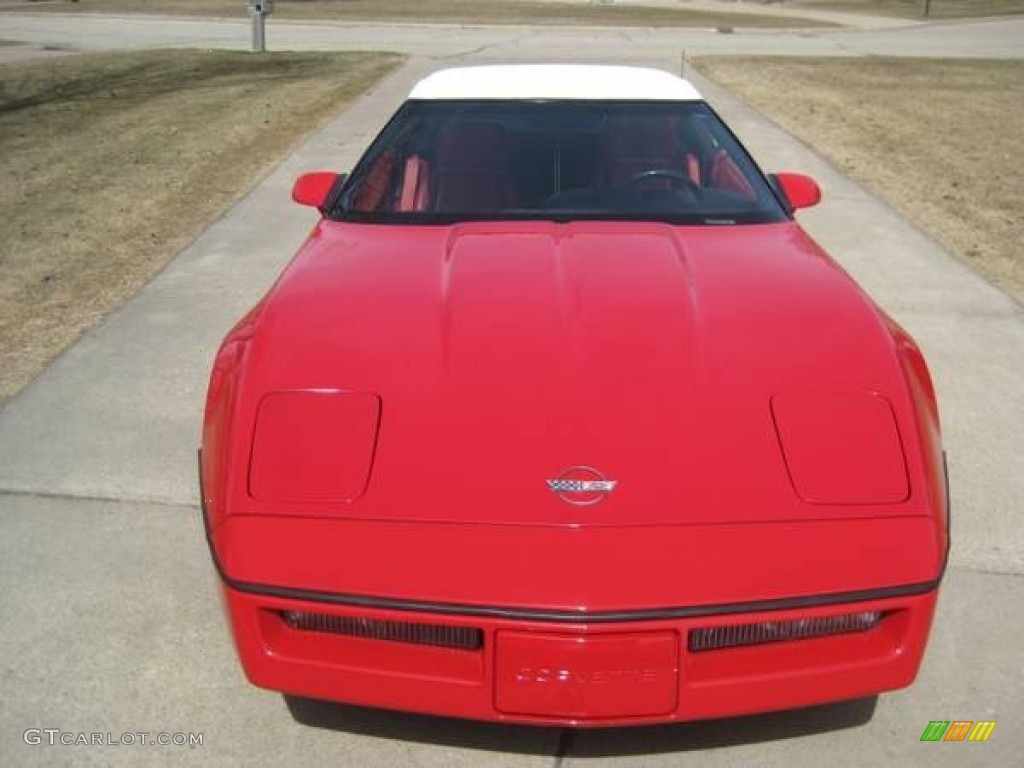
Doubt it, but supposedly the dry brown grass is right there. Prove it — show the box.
[789,0,1024,18]
[9,0,836,27]
[0,49,402,402]
[696,56,1024,303]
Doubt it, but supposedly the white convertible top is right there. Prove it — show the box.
[408,65,703,102]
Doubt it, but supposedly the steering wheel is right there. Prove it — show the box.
[622,168,701,196]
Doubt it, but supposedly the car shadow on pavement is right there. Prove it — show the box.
[284,694,878,755]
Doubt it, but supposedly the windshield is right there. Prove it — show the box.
[333,100,787,225]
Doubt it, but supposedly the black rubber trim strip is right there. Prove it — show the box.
[198,450,950,625]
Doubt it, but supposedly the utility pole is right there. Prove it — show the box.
[921,0,932,17]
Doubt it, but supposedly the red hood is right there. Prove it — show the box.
[238,220,921,526]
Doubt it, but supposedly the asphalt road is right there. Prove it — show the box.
[0,13,1022,768]
[2,11,1024,59]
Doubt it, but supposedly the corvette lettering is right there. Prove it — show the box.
[515,667,661,685]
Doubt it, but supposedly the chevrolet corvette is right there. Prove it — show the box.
[200,65,948,726]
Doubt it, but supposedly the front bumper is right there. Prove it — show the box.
[223,584,937,726]
[202,450,945,726]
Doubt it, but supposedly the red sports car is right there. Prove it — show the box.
[200,65,948,726]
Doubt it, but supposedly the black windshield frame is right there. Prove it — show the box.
[330,99,790,226]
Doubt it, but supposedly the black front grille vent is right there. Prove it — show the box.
[281,611,483,651]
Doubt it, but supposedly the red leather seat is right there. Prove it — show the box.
[398,155,431,212]
[708,149,756,200]
[600,116,688,188]
[432,121,517,212]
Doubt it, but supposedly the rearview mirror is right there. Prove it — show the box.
[772,173,822,211]
[292,172,342,211]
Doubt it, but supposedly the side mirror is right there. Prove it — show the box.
[292,172,342,211]
[772,172,822,211]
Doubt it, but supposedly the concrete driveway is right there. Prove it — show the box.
[1,14,1021,768]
